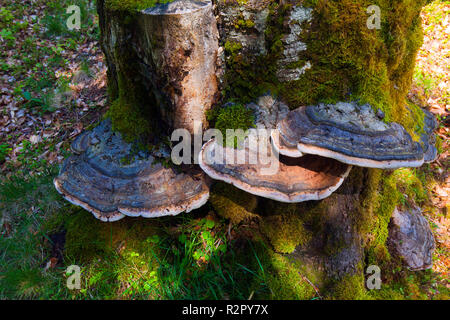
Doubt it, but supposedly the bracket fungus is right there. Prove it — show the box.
[199,97,351,203]
[274,102,427,169]
[54,121,210,222]
[199,136,351,203]
[271,130,303,158]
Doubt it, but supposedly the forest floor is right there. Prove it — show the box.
[0,0,448,299]
[408,0,449,284]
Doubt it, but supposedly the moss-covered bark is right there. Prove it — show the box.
[218,0,431,141]
[92,0,438,299]
[97,1,161,141]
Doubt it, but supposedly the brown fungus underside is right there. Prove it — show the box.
[199,135,351,203]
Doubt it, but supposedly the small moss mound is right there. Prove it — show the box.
[264,252,317,299]
[326,268,370,300]
[207,103,255,147]
[244,241,320,300]
[106,98,152,142]
[214,103,255,133]
[209,182,259,224]
[64,210,161,263]
[261,210,312,254]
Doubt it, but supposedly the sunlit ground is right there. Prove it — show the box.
[0,0,448,299]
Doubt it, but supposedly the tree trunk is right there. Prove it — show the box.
[94,0,435,299]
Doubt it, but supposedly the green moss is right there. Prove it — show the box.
[106,98,152,142]
[368,268,444,300]
[63,210,165,298]
[104,19,159,142]
[369,287,406,300]
[234,16,255,30]
[245,241,319,300]
[207,103,256,148]
[235,0,249,6]
[263,252,317,299]
[261,211,311,254]
[209,182,259,224]
[435,135,443,154]
[64,210,161,263]
[326,267,371,300]
[224,40,243,56]
[222,0,429,141]
[240,19,255,29]
[64,211,104,262]
[105,0,175,12]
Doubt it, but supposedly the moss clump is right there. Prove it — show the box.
[263,252,317,299]
[64,210,161,263]
[407,101,427,137]
[105,0,175,12]
[243,240,319,300]
[104,18,159,142]
[235,18,255,29]
[207,103,255,147]
[261,211,312,254]
[209,182,259,224]
[224,40,243,56]
[106,98,152,142]
[214,103,255,132]
[326,267,371,300]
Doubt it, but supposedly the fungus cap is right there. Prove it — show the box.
[276,102,425,169]
[271,130,303,158]
[54,121,209,222]
[199,132,351,203]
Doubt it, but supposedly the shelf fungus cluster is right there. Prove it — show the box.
[55,0,438,222]
[199,136,351,203]
[54,121,209,222]
[199,100,437,204]
[56,98,437,221]
[198,95,351,203]
[274,102,428,169]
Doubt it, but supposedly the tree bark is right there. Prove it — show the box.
[96,0,434,298]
